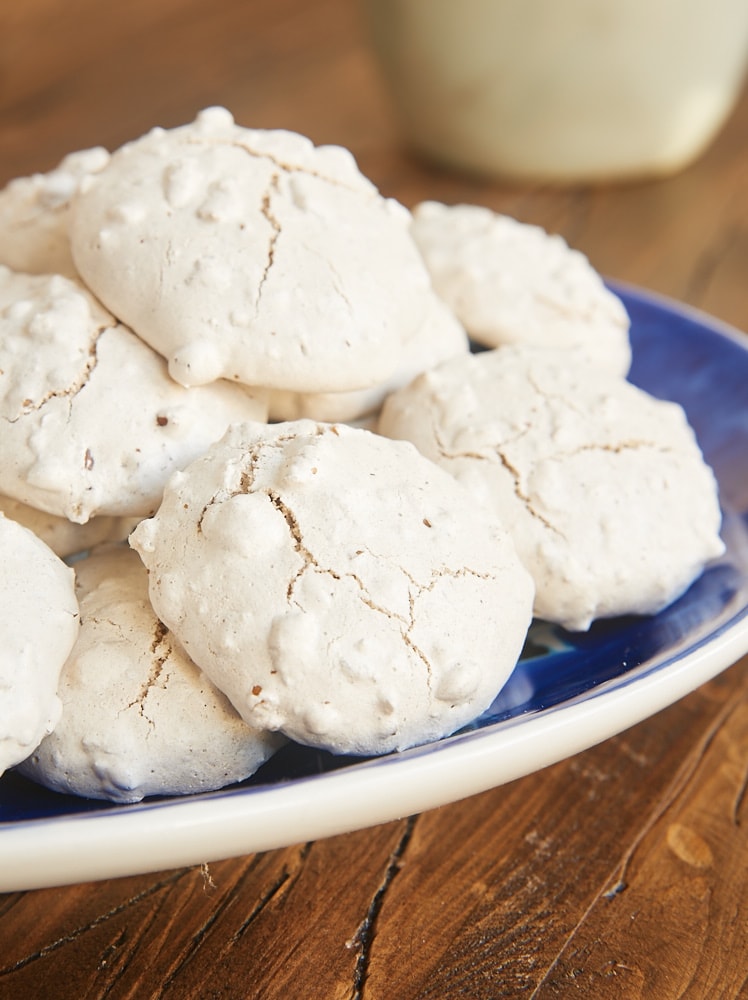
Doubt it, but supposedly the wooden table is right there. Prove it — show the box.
[2,2,748,996]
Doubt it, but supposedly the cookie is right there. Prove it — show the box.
[378,345,724,630]
[70,107,434,392]
[0,266,269,523]
[268,291,468,423]
[17,546,282,802]
[0,147,110,279]
[0,494,138,559]
[130,420,534,755]
[410,201,631,374]
[0,514,79,775]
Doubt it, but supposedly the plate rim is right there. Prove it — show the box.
[2,281,747,892]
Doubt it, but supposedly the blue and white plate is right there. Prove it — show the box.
[2,283,747,892]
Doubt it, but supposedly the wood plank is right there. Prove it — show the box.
[2,663,745,998]
[354,663,748,999]
[1,1,747,996]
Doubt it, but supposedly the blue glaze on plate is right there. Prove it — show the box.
[2,284,748,825]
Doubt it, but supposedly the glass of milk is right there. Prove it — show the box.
[362,0,748,181]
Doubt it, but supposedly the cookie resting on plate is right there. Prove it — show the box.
[378,344,725,631]
[410,200,631,375]
[130,420,535,756]
[0,266,268,523]
[17,545,282,803]
[0,514,79,776]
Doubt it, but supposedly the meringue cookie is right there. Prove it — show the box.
[410,201,631,375]
[378,344,724,630]
[0,266,269,523]
[0,514,79,775]
[17,545,282,802]
[0,494,138,559]
[70,107,434,392]
[0,147,110,279]
[268,291,468,423]
[130,420,534,755]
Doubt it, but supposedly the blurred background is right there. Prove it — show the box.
[1,0,747,328]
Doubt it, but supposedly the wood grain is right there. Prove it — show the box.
[1,1,748,997]
[2,664,747,998]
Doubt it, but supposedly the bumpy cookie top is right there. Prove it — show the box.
[0,147,110,278]
[379,345,725,630]
[410,201,631,375]
[0,266,268,522]
[17,546,282,803]
[70,107,433,392]
[0,514,79,775]
[130,420,534,755]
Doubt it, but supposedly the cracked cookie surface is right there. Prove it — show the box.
[17,545,283,803]
[378,344,725,630]
[0,514,79,776]
[0,266,268,523]
[130,420,534,755]
[410,200,631,375]
[70,106,434,392]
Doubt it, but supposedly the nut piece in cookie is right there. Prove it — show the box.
[17,545,283,803]
[70,107,434,393]
[130,420,534,755]
[410,201,631,375]
[0,514,79,776]
[379,345,725,631]
[0,266,269,523]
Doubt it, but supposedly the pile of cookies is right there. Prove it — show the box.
[0,109,724,804]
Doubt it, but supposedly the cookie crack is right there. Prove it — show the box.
[556,439,676,459]
[343,568,409,626]
[123,619,172,727]
[196,442,269,532]
[266,489,317,601]
[403,574,439,692]
[267,489,307,556]
[407,564,501,691]
[402,631,433,686]
[3,319,106,424]
[356,547,498,689]
[525,370,592,419]
[290,239,356,325]
[266,490,414,632]
[254,173,282,316]
[432,423,562,537]
[356,542,498,594]
[324,255,355,319]
[220,136,369,196]
[196,429,332,533]
[265,489,351,607]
